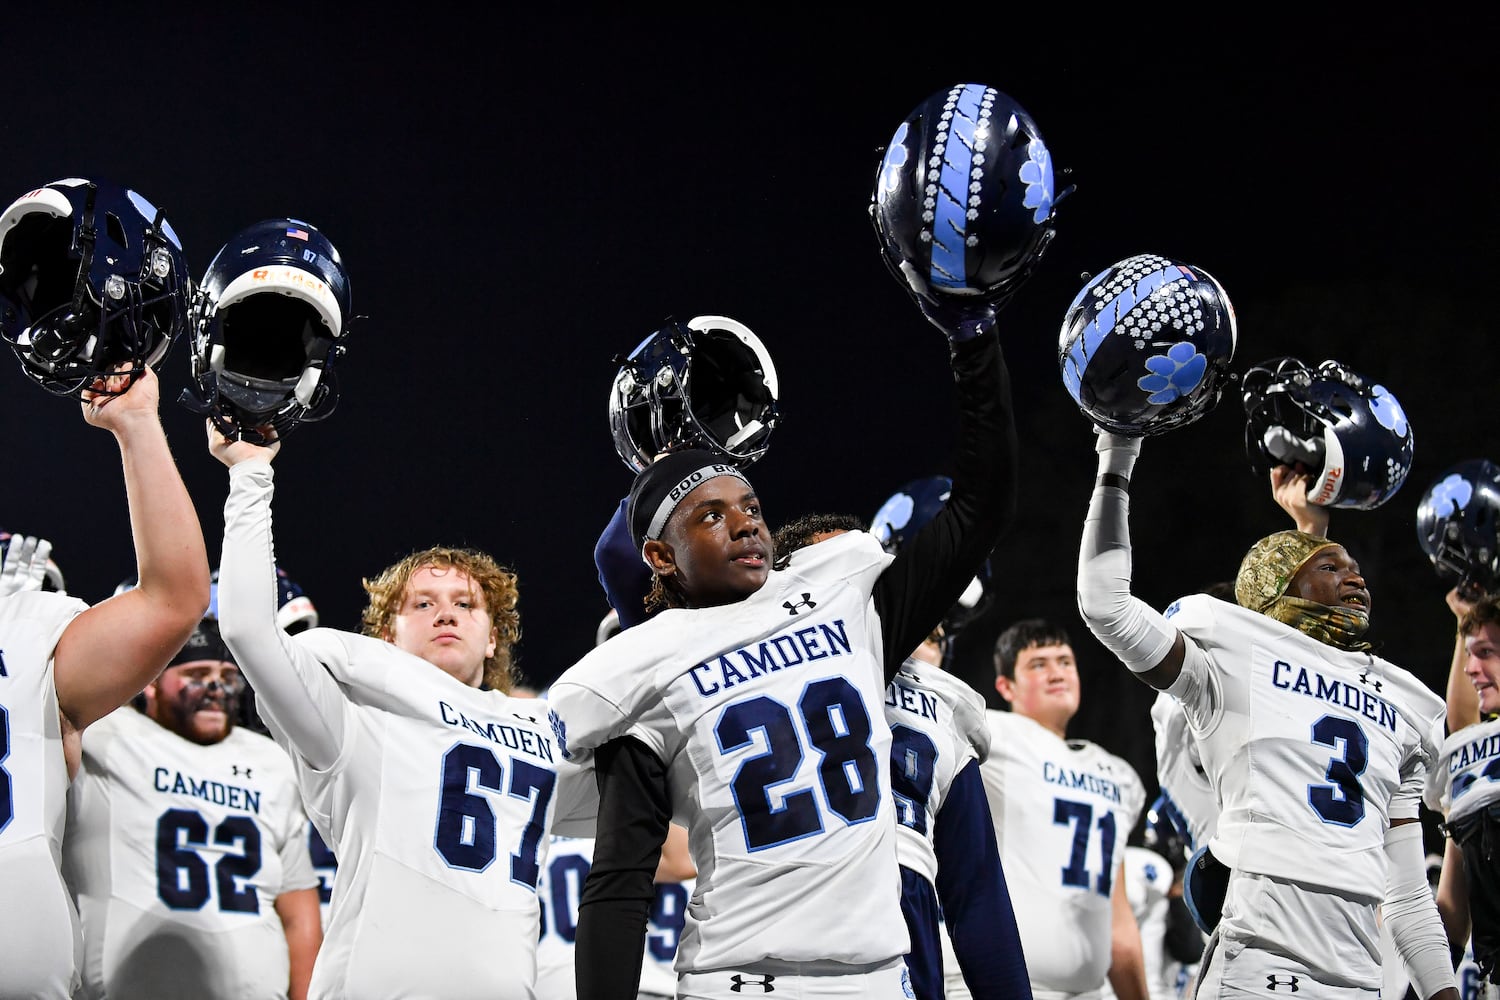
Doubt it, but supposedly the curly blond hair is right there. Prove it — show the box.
[361,547,521,692]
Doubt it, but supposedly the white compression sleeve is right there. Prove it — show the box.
[1077,432,1179,674]
[1384,821,1457,1000]
[219,460,346,770]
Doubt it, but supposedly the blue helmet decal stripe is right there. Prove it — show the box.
[929,84,989,291]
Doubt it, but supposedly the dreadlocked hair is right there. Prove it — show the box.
[643,572,688,616]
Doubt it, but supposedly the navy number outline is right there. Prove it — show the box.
[433,742,556,887]
[889,724,938,835]
[714,677,881,851]
[1053,797,1117,896]
[1308,714,1369,827]
[156,808,263,912]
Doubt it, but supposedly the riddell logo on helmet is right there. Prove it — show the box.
[1312,468,1342,505]
[251,267,326,294]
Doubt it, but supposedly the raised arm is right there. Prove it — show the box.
[873,320,1017,678]
[1444,587,1480,734]
[53,367,211,730]
[211,429,346,769]
[1270,465,1330,538]
[1076,431,1185,690]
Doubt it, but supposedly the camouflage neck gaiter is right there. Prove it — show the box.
[1235,529,1372,652]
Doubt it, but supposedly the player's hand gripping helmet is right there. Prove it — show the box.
[1059,253,1238,437]
[871,83,1062,313]
[1415,459,1500,598]
[608,315,779,473]
[1240,356,1414,510]
[870,475,993,640]
[183,219,351,443]
[0,529,66,594]
[0,178,189,398]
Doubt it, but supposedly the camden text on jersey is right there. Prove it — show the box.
[439,701,555,763]
[154,767,262,814]
[1043,761,1124,803]
[1270,660,1398,733]
[689,619,853,698]
[886,681,939,721]
[1450,731,1500,775]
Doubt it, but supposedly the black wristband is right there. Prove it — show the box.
[1097,472,1130,493]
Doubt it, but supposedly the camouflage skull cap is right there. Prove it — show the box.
[1233,530,1337,613]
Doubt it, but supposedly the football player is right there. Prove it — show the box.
[0,367,210,1000]
[977,618,1149,1000]
[0,175,211,999]
[547,283,1016,997]
[64,616,321,999]
[210,429,597,1000]
[1078,430,1456,1000]
[1428,590,1500,989]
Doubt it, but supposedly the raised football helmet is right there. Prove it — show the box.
[203,565,319,634]
[1241,356,1414,510]
[1415,459,1500,598]
[0,178,189,398]
[1059,253,1238,437]
[183,218,351,443]
[608,315,779,473]
[1143,793,1192,869]
[870,475,993,641]
[871,83,1062,309]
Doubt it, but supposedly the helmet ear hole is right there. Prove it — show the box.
[104,212,127,249]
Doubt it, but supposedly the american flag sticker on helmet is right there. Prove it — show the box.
[286,227,309,240]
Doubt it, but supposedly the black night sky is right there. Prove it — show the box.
[2,14,1495,804]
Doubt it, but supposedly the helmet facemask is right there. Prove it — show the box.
[0,180,186,398]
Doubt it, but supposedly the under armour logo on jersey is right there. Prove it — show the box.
[1358,670,1382,692]
[729,974,776,993]
[783,594,816,616]
[1265,974,1300,992]
[231,765,253,779]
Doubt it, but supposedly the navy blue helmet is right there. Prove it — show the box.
[1241,356,1414,510]
[1416,459,1500,598]
[0,178,189,398]
[871,83,1061,310]
[870,475,993,640]
[1059,253,1237,437]
[608,315,779,473]
[184,218,351,443]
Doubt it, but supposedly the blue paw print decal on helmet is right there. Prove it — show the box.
[547,708,571,760]
[876,122,910,207]
[1019,138,1054,224]
[1430,473,1474,515]
[1369,384,1409,436]
[870,492,915,548]
[1137,342,1207,404]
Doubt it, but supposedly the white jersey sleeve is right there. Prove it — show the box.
[0,590,88,999]
[64,708,311,999]
[548,530,907,974]
[1149,690,1219,848]
[981,709,1146,993]
[885,660,987,882]
[1163,594,1444,896]
[219,460,347,770]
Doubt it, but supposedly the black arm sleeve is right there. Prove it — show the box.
[872,331,1016,678]
[576,736,672,1000]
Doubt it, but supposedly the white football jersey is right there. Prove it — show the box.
[1425,716,1500,826]
[886,660,988,883]
[534,835,691,999]
[282,629,598,1000]
[64,706,316,999]
[1148,691,1218,848]
[980,709,1146,993]
[1164,595,1443,898]
[0,591,87,999]
[547,530,908,973]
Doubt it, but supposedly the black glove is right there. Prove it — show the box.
[914,292,998,344]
